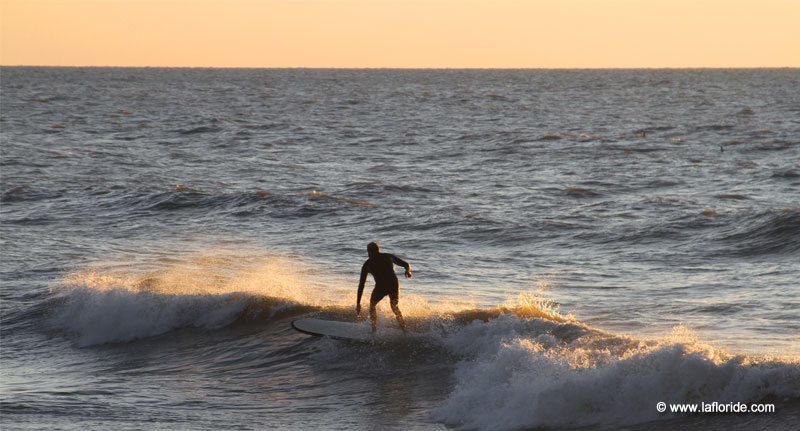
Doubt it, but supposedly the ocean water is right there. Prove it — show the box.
[1,67,799,430]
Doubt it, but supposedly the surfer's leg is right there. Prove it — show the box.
[369,287,388,333]
[389,288,406,332]
[369,302,377,333]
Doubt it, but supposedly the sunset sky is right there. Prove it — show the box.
[1,0,798,68]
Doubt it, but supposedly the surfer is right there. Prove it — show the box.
[356,242,412,333]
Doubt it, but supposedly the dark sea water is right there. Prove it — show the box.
[1,67,799,430]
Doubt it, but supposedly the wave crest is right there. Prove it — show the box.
[717,209,800,256]
[48,252,348,346]
[434,317,800,430]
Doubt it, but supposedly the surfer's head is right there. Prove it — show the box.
[367,242,380,258]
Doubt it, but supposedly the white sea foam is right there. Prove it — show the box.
[48,287,251,347]
[48,251,352,346]
[434,315,800,430]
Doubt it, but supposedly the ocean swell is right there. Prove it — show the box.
[716,209,800,256]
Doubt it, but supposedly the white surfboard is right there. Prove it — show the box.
[291,318,404,342]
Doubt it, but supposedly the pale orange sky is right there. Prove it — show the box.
[1,0,798,68]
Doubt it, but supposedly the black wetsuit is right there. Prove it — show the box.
[357,253,409,306]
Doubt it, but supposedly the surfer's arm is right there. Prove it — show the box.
[390,254,412,279]
[356,263,368,313]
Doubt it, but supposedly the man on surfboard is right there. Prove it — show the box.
[356,242,412,333]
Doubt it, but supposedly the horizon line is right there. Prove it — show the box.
[2,65,798,70]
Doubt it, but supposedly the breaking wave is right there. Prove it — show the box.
[435,318,800,429]
[41,251,800,430]
[46,252,343,346]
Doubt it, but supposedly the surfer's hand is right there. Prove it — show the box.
[356,304,361,315]
[405,268,412,279]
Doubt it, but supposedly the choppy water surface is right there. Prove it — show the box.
[1,68,799,430]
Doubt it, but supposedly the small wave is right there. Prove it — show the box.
[0,185,62,203]
[693,124,735,132]
[537,134,562,141]
[735,159,759,169]
[26,95,70,103]
[644,195,695,207]
[381,184,436,193]
[716,209,800,256]
[614,145,668,154]
[1,186,30,203]
[689,303,745,315]
[753,140,792,152]
[634,125,675,134]
[177,126,223,135]
[105,187,277,215]
[564,187,601,198]
[715,194,749,200]
[646,179,683,188]
[2,216,55,226]
[456,132,486,142]
[307,190,373,207]
[772,168,800,179]
[588,210,720,244]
